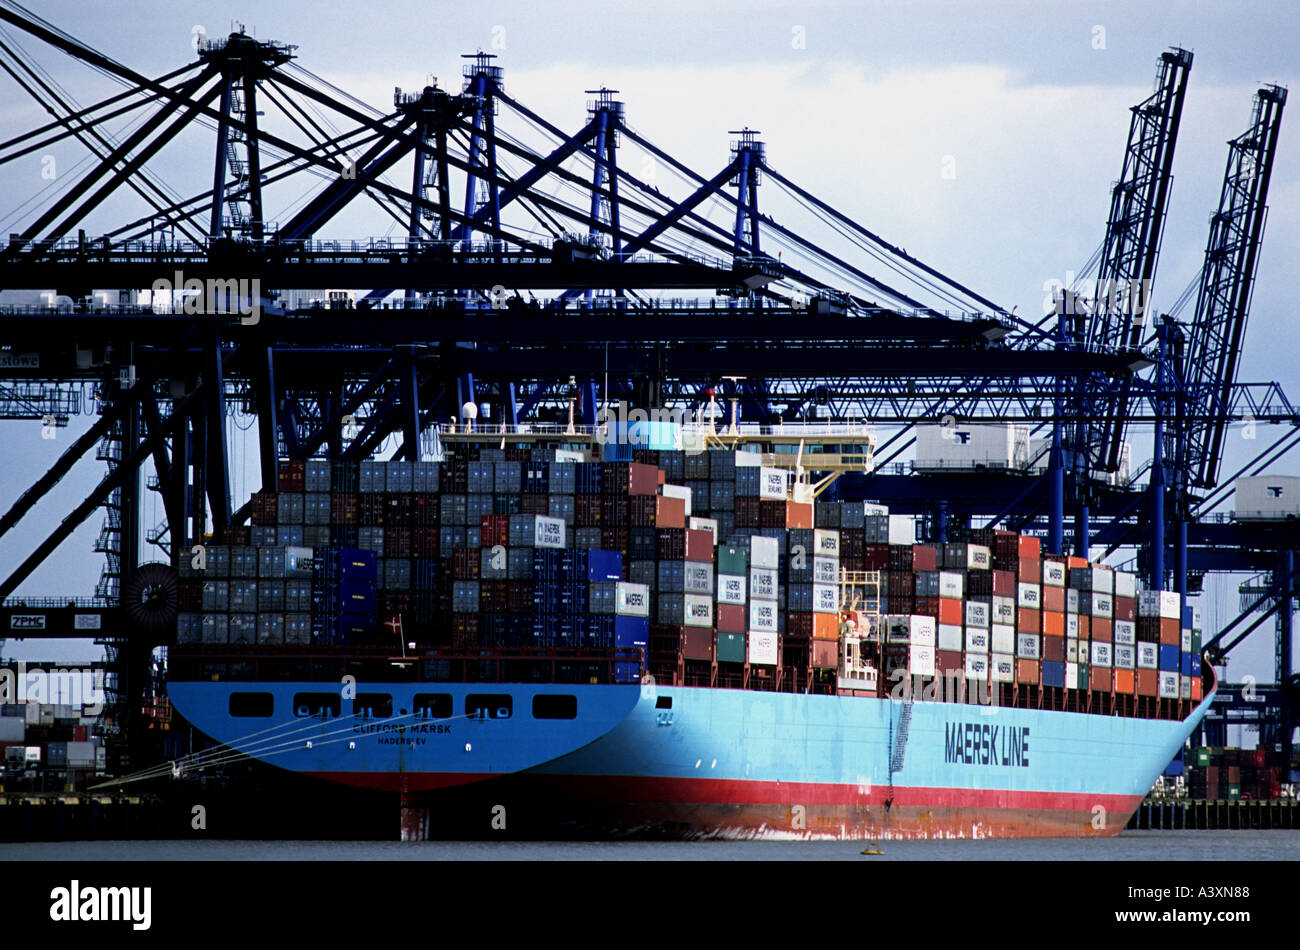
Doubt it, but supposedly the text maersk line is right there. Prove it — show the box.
[943,722,1030,767]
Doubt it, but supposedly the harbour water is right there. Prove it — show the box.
[0,830,1296,861]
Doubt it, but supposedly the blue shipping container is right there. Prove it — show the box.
[587,549,623,583]
[1042,661,1066,688]
[1158,644,1181,672]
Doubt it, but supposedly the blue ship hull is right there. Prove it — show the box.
[167,674,1215,839]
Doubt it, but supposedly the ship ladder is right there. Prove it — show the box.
[886,696,914,808]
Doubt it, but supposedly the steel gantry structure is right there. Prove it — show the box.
[0,5,1294,763]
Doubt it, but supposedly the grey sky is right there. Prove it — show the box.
[0,1,1295,724]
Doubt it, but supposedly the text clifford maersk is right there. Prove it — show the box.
[944,722,1030,767]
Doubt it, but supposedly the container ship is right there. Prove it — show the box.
[165,428,1215,839]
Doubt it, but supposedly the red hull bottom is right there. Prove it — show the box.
[309,771,1144,840]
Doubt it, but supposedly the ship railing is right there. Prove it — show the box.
[168,644,647,686]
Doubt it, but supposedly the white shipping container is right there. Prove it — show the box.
[749,567,778,601]
[1066,614,1079,638]
[812,556,839,584]
[662,484,692,516]
[909,615,937,647]
[938,623,964,652]
[684,594,714,628]
[1158,671,1180,699]
[535,515,567,549]
[1114,571,1137,599]
[683,562,714,595]
[1180,675,1193,700]
[1114,644,1135,669]
[717,574,747,605]
[1042,560,1066,587]
[1091,592,1113,618]
[748,600,778,633]
[1234,476,1300,520]
[1091,642,1113,668]
[813,529,841,559]
[1017,582,1041,609]
[750,536,780,570]
[1180,630,1192,653]
[991,653,1016,683]
[1067,588,1079,613]
[992,595,1015,624]
[965,627,990,653]
[1016,633,1041,659]
[965,653,989,681]
[914,423,1030,472]
[66,740,96,767]
[1065,639,1079,664]
[887,515,916,546]
[965,600,990,628]
[1138,590,1181,619]
[812,584,838,614]
[615,582,651,617]
[909,644,936,677]
[1065,662,1079,686]
[1136,642,1159,669]
[939,571,964,599]
[759,467,789,500]
[1114,620,1136,646]
[991,623,1016,654]
[966,544,991,570]
[748,631,779,665]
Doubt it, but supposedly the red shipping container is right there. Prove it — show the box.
[911,545,938,571]
[716,603,746,634]
[1159,618,1180,646]
[812,639,838,669]
[936,650,964,674]
[813,613,839,640]
[629,496,657,527]
[1016,659,1040,684]
[1136,669,1159,696]
[992,569,1016,596]
[1067,555,1088,569]
[786,502,813,529]
[629,462,659,495]
[1018,556,1041,580]
[1042,586,1065,612]
[481,515,509,547]
[1018,535,1040,559]
[1076,615,1090,639]
[278,459,305,492]
[1114,669,1135,694]
[1091,617,1112,642]
[938,598,963,625]
[249,491,277,526]
[1042,635,1065,662]
[656,495,685,529]
[521,494,548,516]
[359,495,384,526]
[331,493,359,525]
[412,494,439,526]
[601,526,629,552]
[1190,678,1203,702]
[1042,611,1064,637]
[682,627,713,660]
[684,528,713,563]
[1089,666,1111,692]
[1113,596,1136,622]
[1017,607,1040,633]
[913,597,939,618]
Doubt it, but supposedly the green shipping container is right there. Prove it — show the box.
[718,545,748,576]
[1194,747,1211,767]
[1227,784,1241,800]
[717,632,745,664]
[1076,663,1089,689]
[1191,632,1201,652]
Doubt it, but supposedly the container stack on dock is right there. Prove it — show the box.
[1186,746,1290,801]
[174,444,1206,712]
